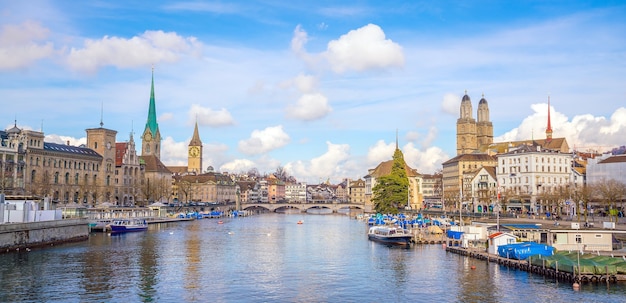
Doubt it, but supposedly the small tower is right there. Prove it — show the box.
[142,68,162,158]
[545,96,553,142]
[187,120,203,173]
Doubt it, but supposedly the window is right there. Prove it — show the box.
[575,234,582,243]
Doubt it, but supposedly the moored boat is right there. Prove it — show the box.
[108,219,148,233]
[367,225,412,246]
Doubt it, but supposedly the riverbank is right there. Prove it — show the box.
[0,218,89,253]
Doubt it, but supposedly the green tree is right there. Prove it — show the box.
[372,148,409,214]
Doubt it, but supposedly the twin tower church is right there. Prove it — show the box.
[456,91,494,155]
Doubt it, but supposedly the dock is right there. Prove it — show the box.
[446,246,626,284]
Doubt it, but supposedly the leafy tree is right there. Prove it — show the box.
[372,148,409,214]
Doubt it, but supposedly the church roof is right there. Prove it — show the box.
[168,166,188,174]
[369,159,420,178]
[483,137,569,154]
[189,121,202,146]
[144,70,159,137]
[140,155,171,174]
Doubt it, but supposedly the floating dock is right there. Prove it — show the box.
[446,246,626,284]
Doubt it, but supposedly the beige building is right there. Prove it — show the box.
[364,146,423,211]
[349,179,366,205]
[442,153,497,210]
[115,132,145,206]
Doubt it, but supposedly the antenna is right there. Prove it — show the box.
[100,101,104,128]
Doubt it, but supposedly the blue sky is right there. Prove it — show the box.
[2,1,625,183]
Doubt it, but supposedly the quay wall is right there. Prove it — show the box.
[0,219,89,252]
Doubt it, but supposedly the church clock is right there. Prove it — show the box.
[189,146,200,157]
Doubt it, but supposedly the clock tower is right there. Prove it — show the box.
[188,120,203,173]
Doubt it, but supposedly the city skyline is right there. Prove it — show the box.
[1,1,625,183]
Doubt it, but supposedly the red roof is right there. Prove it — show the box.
[115,142,127,166]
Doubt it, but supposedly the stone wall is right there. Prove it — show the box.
[0,219,89,252]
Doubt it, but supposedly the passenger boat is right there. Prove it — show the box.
[88,219,112,232]
[108,219,148,233]
[367,225,412,246]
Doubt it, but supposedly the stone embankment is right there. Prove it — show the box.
[0,219,89,253]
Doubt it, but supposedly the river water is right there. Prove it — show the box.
[0,214,624,303]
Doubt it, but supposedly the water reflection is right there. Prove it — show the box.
[1,215,625,303]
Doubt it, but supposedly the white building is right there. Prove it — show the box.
[586,154,626,185]
[468,166,498,213]
[496,143,573,215]
[285,182,307,203]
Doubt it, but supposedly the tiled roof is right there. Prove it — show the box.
[140,155,171,174]
[442,153,496,165]
[43,142,102,158]
[168,166,188,174]
[598,155,626,164]
[369,159,420,178]
[175,172,233,184]
[485,137,569,154]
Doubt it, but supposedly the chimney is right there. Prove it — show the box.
[67,140,70,146]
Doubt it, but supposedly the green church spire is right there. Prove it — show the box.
[145,67,159,136]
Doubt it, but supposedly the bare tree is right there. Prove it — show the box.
[274,166,289,182]
[592,178,626,223]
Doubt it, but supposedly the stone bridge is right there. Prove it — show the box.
[240,202,366,213]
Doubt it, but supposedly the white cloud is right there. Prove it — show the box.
[238,125,290,155]
[160,136,188,165]
[290,25,308,55]
[0,21,54,70]
[189,104,235,127]
[403,143,449,174]
[159,112,174,122]
[495,104,626,153]
[286,93,332,121]
[66,30,202,72]
[219,158,256,174]
[324,24,404,73]
[441,93,460,116]
[285,141,351,182]
[366,140,395,166]
[44,134,85,147]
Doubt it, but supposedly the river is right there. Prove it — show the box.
[0,214,624,302]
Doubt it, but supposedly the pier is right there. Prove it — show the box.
[445,246,626,284]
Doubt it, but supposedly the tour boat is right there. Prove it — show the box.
[367,225,412,246]
[107,219,148,233]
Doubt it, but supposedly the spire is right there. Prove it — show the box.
[145,67,159,136]
[189,119,202,146]
[395,128,399,150]
[545,95,553,142]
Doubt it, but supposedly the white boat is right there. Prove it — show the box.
[367,225,412,246]
[108,219,148,233]
[88,219,112,232]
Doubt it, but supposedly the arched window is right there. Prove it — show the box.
[54,172,59,184]
[31,170,36,183]
[75,173,79,185]
[65,172,70,184]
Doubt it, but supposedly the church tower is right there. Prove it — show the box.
[545,96,553,142]
[187,120,203,173]
[476,93,494,148]
[456,91,478,155]
[141,68,162,158]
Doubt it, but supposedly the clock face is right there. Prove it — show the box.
[145,133,152,140]
[189,146,200,157]
[106,142,111,150]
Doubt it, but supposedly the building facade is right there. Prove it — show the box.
[456,92,493,155]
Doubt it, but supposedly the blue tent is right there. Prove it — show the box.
[497,242,554,260]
